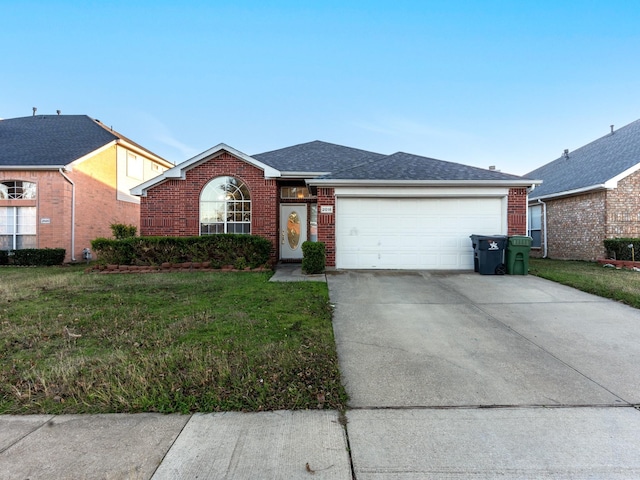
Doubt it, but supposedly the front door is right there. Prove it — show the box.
[280,204,307,260]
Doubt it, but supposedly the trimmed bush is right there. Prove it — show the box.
[91,234,272,268]
[604,238,640,261]
[301,241,325,274]
[10,248,66,266]
[110,223,137,240]
[0,250,9,265]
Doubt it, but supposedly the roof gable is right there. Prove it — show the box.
[0,115,119,167]
[131,143,280,196]
[527,119,640,199]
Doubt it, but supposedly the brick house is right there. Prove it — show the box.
[133,141,538,270]
[526,119,640,261]
[0,114,173,262]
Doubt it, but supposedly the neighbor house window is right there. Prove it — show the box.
[0,181,36,200]
[0,181,37,250]
[528,204,542,248]
[200,176,251,234]
[126,152,143,180]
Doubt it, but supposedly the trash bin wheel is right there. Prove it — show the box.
[495,263,506,275]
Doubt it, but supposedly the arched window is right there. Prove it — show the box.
[200,176,251,234]
[0,181,37,250]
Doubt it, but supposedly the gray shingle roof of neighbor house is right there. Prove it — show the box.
[0,114,170,168]
[527,118,640,200]
[317,151,527,182]
[253,140,385,173]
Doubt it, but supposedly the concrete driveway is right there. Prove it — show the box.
[328,271,640,478]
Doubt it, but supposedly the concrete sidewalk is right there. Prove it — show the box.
[0,411,351,479]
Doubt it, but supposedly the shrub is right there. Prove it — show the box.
[301,241,325,274]
[110,223,137,240]
[10,248,66,266]
[0,250,9,265]
[603,238,640,261]
[91,234,272,268]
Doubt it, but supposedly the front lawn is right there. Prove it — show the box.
[0,266,347,414]
[529,258,640,309]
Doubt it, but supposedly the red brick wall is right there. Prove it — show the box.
[140,152,278,262]
[507,187,528,236]
[605,169,640,239]
[0,146,146,262]
[316,187,336,267]
[545,191,606,260]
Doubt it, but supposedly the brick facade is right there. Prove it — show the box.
[1,145,162,262]
[316,187,336,267]
[532,170,640,261]
[507,187,528,236]
[544,192,607,260]
[140,152,279,262]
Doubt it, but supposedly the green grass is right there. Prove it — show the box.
[0,266,347,414]
[529,258,640,309]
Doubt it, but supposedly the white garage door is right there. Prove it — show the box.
[336,197,504,270]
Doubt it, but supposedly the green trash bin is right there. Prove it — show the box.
[506,236,532,275]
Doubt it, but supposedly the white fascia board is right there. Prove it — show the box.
[130,143,282,197]
[1,165,66,170]
[64,141,118,170]
[603,162,640,189]
[333,186,511,198]
[528,184,608,203]
[280,171,331,179]
[307,179,541,188]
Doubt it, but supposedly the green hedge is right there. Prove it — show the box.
[3,248,66,266]
[91,234,272,268]
[301,241,325,274]
[604,238,640,261]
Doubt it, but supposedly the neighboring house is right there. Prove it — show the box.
[526,119,640,261]
[0,114,173,262]
[132,140,538,270]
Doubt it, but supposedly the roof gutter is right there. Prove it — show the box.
[1,165,66,170]
[306,179,542,188]
[58,168,76,261]
[530,183,608,202]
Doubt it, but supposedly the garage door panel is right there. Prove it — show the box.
[336,197,504,270]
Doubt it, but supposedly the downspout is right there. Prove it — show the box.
[59,168,76,261]
[537,198,548,258]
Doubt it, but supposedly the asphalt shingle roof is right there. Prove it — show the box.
[320,151,525,181]
[253,140,385,173]
[0,115,119,167]
[527,119,640,199]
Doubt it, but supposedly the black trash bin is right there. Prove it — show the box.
[470,235,508,275]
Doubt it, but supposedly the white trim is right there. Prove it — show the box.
[604,162,640,189]
[0,165,67,170]
[308,178,541,188]
[131,143,282,197]
[530,183,608,201]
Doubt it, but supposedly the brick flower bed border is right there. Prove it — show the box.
[86,262,271,274]
[597,259,640,270]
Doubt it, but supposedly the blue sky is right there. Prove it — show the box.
[2,0,639,175]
